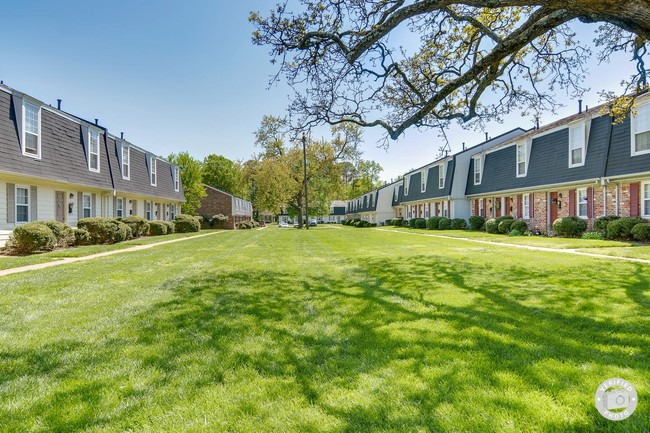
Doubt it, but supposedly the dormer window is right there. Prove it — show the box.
[632,102,650,156]
[516,142,527,177]
[438,163,446,189]
[473,155,483,185]
[404,176,409,195]
[22,101,41,158]
[122,146,130,179]
[89,130,100,172]
[569,122,587,167]
[421,169,427,192]
[369,194,373,207]
[174,167,180,191]
[150,157,157,186]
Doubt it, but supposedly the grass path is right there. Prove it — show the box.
[0,228,647,432]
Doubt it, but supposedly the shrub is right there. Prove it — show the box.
[175,214,201,233]
[437,217,451,230]
[631,223,650,242]
[42,220,75,248]
[469,215,485,231]
[485,218,499,234]
[78,218,131,244]
[148,220,168,236]
[450,218,467,230]
[508,229,523,237]
[426,216,442,230]
[6,222,57,254]
[409,218,418,229]
[495,215,514,224]
[163,221,175,234]
[402,219,410,227]
[498,219,514,234]
[74,228,90,246]
[390,217,404,226]
[123,216,149,238]
[581,231,605,240]
[510,220,528,232]
[414,218,427,229]
[607,217,646,240]
[207,214,229,229]
[552,217,588,238]
[236,221,255,229]
[593,216,620,235]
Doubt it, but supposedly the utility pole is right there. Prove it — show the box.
[302,134,309,230]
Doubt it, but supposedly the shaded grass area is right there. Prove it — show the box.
[0,229,648,432]
[0,231,216,270]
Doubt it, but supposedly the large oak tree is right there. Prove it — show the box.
[251,1,650,143]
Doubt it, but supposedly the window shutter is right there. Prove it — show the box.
[474,200,478,216]
[569,190,576,216]
[91,194,96,217]
[517,194,523,219]
[7,183,15,224]
[529,194,534,218]
[113,196,117,217]
[630,182,640,217]
[30,186,37,222]
[77,191,83,221]
[587,187,594,219]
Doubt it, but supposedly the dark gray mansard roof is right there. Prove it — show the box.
[347,190,378,213]
[605,116,650,178]
[0,86,183,202]
[401,158,455,202]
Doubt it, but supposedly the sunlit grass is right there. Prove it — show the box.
[0,228,647,432]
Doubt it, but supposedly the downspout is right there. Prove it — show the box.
[615,183,619,216]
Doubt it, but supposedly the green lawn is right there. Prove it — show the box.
[0,228,648,432]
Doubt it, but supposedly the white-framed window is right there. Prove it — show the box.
[421,169,427,192]
[83,194,92,218]
[439,163,446,189]
[22,101,41,158]
[516,142,527,177]
[122,146,130,179]
[16,186,30,223]
[632,103,650,155]
[89,130,100,172]
[443,201,449,217]
[478,199,484,217]
[523,194,530,219]
[145,201,152,220]
[116,198,124,218]
[577,188,588,218]
[425,203,430,218]
[643,183,650,217]
[150,157,157,186]
[473,155,482,185]
[569,122,587,167]
[404,176,410,195]
[173,167,180,191]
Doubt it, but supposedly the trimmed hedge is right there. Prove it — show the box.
[42,220,75,248]
[510,220,528,232]
[148,221,168,236]
[391,217,404,226]
[498,219,514,234]
[606,217,646,240]
[438,217,451,230]
[552,217,588,238]
[469,215,485,231]
[414,218,427,229]
[581,231,605,240]
[77,218,131,244]
[631,223,650,242]
[123,216,149,238]
[174,214,201,233]
[485,219,499,234]
[426,216,442,230]
[593,216,620,235]
[162,221,175,234]
[402,220,410,227]
[409,218,418,229]
[450,218,467,230]
[6,222,57,254]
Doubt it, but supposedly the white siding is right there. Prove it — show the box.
[0,181,6,227]
[36,185,56,221]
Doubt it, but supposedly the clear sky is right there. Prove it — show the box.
[0,1,641,183]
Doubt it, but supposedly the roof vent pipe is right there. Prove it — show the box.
[462,142,465,150]
[578,99,583,114]
[120,132,124,139]
[485,132,488,141]
[586,105,589,112]
[57,99,62,110]
[95,119,99,125]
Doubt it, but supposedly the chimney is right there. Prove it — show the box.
[485,132,488,141]
[95,119,99,125]
[462,142,466,150]
[57,99,62,110]
[578,99,583,114]
[536,117,540,130]
[120,132,124,139]
[585,105,589,112]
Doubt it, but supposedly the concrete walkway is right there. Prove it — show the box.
[0,231,224,278]
[376,228,650,265]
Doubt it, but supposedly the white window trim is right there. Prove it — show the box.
[523,195,530,220]
[15,185,30,223]
[122,146,130,180]
[421,169,427,192]
[631,102,650,156]
[568,122,587,168]
[82,193,92,219]
[150,157,157,186]
[516,142,528,177]
[577,188,588,219]
[439,163,446,189]
[22,100,42,159]
[404,176,410,195]
[88,129,101,173]
[116,197,124,218]
[173,167,179,191]
[642,182,650,218]
[478,198,484,217]
[473,155,483,185]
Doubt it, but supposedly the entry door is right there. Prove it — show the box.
[55,191,65,223]
[550,192,558,223]
[495,197,502,217]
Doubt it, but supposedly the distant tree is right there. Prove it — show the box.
[345,160,384,199]
[202,154,242,195]
[251,1,650,144]
[167,152,206,215]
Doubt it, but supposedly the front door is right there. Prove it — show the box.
[55,191,65,223]
[495,197,502,217]
[550,192,558,224]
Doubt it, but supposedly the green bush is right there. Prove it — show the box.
[437,217,451,230]
[450,218,467,230]
[485,218,499,234]
[78,218,131,244]
[414,218,427,229]
[74,228,90,246]
[123,216,149,238]
[607,217,646,240]
[552,217,588,238]
[409,218,418,228]
[42,220,75,248]
[593,216,620,235]
[148,220,168,236]
[469,215,485,231]
[498,219,514,234]
[390,217,404,226]
[236,221,254,229]
[206,214,229,229]
[508,229,523,237]
[426,216,442,230]
[6,222,57,254]
[581,231,605,240]
[175,214,201,233]
[402,220,410,227]
[510,220,528,232]
[631,223,650,242]
[163,221,175,234]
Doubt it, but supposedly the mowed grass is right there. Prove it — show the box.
[0,227,648,432]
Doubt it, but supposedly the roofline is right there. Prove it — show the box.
[466,177,602,197]
[203,184,250,203]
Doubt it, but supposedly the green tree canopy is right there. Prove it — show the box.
[202,154,242,195]
[167,151,206,215]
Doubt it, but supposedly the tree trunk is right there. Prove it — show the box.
[296,205,304,229]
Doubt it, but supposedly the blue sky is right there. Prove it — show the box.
[0,1,641,182]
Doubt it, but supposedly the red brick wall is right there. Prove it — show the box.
[196,188,252,229]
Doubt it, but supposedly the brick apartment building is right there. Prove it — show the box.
[197,185,252,229]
